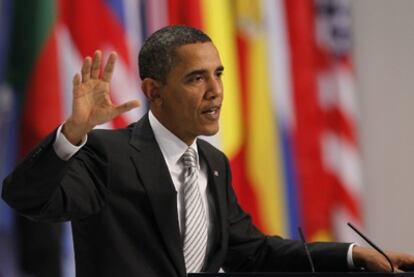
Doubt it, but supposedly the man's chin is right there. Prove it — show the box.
[199,126,220,137]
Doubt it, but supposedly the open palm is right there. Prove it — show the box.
[64,50,140,144]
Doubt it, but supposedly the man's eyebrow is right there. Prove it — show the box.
[184,69,208,78]
[184,66,224,79]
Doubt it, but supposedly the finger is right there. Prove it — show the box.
[72,73,81,97]
[398,253,414,270]
[81,57,92,83]
[112,100,140,117]
[91,50,102,79]
[103,52,117,82]
[403,254,414,265]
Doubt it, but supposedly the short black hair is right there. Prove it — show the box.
[138,25,212,82]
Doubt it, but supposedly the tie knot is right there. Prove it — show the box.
[182,147,197,169]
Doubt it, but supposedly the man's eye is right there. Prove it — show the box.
[189,75,204,82]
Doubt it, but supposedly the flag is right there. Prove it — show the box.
[0,0,15,228]
[165,0,362,241]
[1,0,363,275]
[283,0,362,241]
[3,0,158,275]
[0,0,19,275]
[6,1,74,276]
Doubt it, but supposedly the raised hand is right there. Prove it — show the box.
[63,50,140,145]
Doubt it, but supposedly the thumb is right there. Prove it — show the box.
[112,100,140,117]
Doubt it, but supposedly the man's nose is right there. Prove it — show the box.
[206,76,223,99]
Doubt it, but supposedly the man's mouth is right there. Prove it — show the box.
[201,105,221,120]
[202,106,220,115]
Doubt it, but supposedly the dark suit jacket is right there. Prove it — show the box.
[2,114,351,277]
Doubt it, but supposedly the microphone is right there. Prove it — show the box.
[298,227,316,273]
[347,222,394,272]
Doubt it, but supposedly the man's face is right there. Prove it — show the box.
[156,42,224,145]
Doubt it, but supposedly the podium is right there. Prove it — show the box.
[188,273,414,277]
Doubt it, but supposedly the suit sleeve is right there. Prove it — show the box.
[221,155,350,272]
[2,129,109,222]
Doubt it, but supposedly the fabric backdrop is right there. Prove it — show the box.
[0,0,362,276]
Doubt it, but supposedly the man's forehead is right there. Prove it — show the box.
[173,42,222,66]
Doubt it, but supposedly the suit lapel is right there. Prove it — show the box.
[197,141,228,271]
[129,115,186,277]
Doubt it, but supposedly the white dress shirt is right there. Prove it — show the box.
[148,111,210,235]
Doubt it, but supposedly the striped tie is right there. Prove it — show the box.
[181,147,208,273]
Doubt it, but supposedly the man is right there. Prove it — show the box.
[2,25,414,277]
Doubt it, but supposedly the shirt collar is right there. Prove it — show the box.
[148,111,198,168]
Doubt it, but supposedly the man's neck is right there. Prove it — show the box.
[149,109,195,146]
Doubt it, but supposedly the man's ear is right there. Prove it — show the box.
[141,78,162,103]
